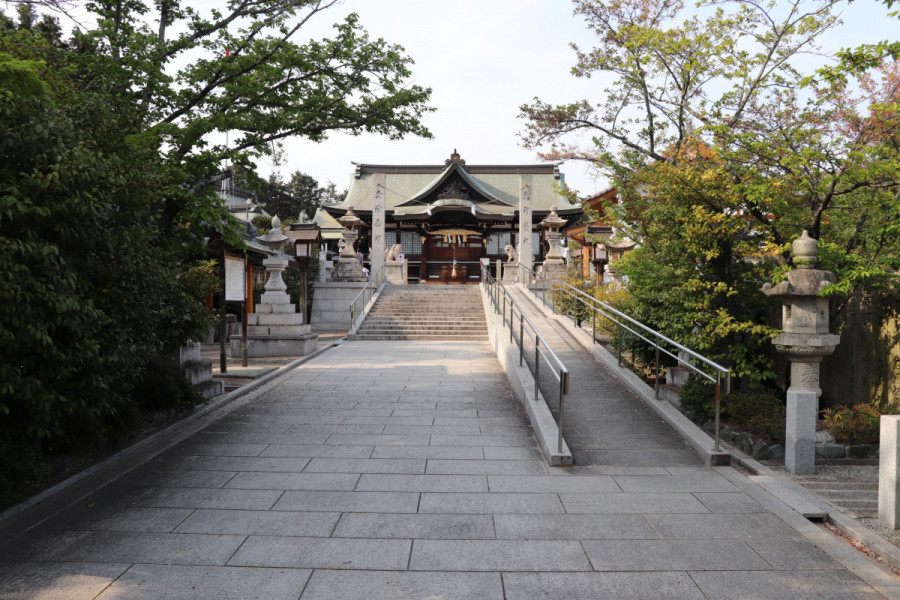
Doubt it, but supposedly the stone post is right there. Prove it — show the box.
[518,176,533,276]
[880,416,900,529]
[539,205,568,282]
[370,173,386,278]
[762,231,840,474]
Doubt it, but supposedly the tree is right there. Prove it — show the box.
[0,0,433,504]
[520,0,900,377]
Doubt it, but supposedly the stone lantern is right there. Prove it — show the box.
[333,206,366,282]
[540,205,568,281]
[230,215,318,358]
[763,231,840,474]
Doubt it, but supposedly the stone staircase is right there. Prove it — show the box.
[352,284,488,341]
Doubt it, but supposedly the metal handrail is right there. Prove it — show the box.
[516,263,731,452]
[484,270,570,453]
[349,264,385,332]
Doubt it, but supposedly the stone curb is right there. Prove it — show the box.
[479,284,572,466]
[0,341,342,538]
[730,448,900,576]
[512,284,730,467]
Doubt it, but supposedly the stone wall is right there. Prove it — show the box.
[309,281,369,331]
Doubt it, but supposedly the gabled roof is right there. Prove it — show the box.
[332,151,579,219]
[395,161,513,208]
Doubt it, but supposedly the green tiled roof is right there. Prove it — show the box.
[336,156,576,216]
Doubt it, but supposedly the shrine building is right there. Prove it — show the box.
[323,150,582,283]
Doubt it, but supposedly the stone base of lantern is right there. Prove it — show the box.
[785,389,817,475]
[540,261,566,283]
[230,300,319,358]
[333,258,367,282]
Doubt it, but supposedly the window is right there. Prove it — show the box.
[486,232,511,254]
[400,231,421,255]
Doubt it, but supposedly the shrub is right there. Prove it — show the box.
[134,365,203,412]
[821,400,900,445]
[726,391,786,444]
[677,376,786,443]
[677,376,717,422]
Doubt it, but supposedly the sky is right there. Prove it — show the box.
[259,0,899,199]
[262,0,610,196]
[38,0,900,198]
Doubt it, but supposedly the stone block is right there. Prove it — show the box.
[249,313,305,326]
[849,444,878,459]
[785,389,817,474]
[259,292,290,304]
[818,444,846,459]
[880,415,900,529]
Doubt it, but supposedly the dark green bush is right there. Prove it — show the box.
[726,391,786,445]
[677,377,785,444]
[134,365,202,412]
[677,376,717,421]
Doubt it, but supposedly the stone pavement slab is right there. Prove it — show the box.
[1,339,897,599]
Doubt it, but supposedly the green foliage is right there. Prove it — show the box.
[726,391,786,445]
[822,399,900,445]
[134,365,202,412]
[677,377,718,423]
[0,31,214,505]
[677,377,785,443]
[0,0,432,506]
[521,0,900,382]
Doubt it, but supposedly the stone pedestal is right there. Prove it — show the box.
[786,390,818,474]
[385,261,407,284]
[230,220,318,357]
[502,262,518,282]
[880,416,900,529]
[540,261,566,283]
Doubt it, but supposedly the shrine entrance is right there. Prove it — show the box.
[422,230,484,284]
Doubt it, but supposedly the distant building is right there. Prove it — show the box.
[324,151,581,283]
[565,187,636,281]
[217,183,269,221]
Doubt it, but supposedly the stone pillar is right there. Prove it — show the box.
[371,173,386,278]
[880,416,900,529]
[763,231,840,475]
[518,175,533,276]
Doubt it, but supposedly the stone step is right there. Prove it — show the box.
[354,334,487,341]
[362,317,486,324]
[357,327,488,335]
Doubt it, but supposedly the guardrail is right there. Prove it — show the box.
[516,263,731,452]
[484,270,570,453]
[349,265,385,333]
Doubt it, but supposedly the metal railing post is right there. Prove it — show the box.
[534,338,540,402]
[714,371,722,452]
[509,308,514,344]
[654,346,661,400]
[519,314,524,367]
[617,323,623,367]
[557,371,568,453]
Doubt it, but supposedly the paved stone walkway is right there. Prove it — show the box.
[1,339,897,599]
[505,285,701,468]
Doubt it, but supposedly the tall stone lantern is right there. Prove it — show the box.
[763,231,840,474]
[333,206,366,282]
[540,205,568,281]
